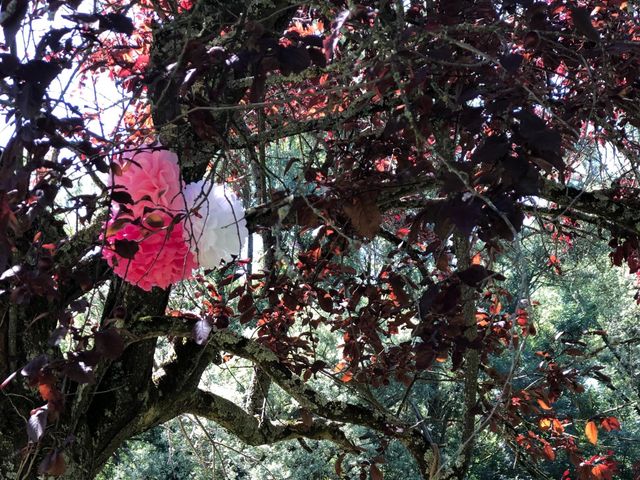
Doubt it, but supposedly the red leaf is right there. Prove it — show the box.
[238,293,254,313]
[600,416,621,432]
[38,450,66,476]
[552,418,565,434]
[39,383,64,415]
[340,371,353,382]
[370,464,384,480]
[592,464,612,480]
[543,443,555,461]
[343,193,381,239]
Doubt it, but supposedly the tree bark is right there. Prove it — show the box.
[449,234,480,480]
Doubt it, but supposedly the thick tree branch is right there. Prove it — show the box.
[451,234,479,480]
[540,179,640,236]
[156,339,221,397]
[128,318,399,428]
[125,316,432,476]
[180,388,357,451]
[242,177,640,238]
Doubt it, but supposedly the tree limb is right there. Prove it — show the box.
[540,178,640,236]
[180,388,358,451]
[125,316,432,476]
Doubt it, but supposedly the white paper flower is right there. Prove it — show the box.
[183,180,248,269]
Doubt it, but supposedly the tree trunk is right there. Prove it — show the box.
[0,281,169,479]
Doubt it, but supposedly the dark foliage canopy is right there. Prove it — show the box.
[1,0,639,478]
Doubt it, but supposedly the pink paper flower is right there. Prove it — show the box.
[102,220,196,291]
[111,147,184,216]
[102,147,196,291]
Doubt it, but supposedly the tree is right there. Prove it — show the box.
[1,0,639,478]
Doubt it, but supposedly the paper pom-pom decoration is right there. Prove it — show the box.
[110,148,183,217]
[183,180,248,269]
[102,148,197,291]
[102,219,197,291]
[102,148,248,288]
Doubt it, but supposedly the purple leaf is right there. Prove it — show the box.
[500,53,523,74]
[324,9,350,62]
[94,329,125,360]
[77,349,101,367]
[38,449,65,475]
[1,370,17,389]
[192,318,212,345]
[113,239,139,259]
[98,13,134,36]
[63,359,96,384]
[456,265,506,287]
[62,13,100,24]
[70,298,89,313]
[21,354,48,380]
[110,190,133,204]
[48,327,68,347]
[570,7,600,42]
[0,53,19,78]
[277,45,311,75]
[27,406,48,443]
[16,59,61,85]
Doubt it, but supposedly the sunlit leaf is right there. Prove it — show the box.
[537,398,553,411]
[539,418,552,431]
[585,420,598,445]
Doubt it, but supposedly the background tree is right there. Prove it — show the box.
[1,0,639,479]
